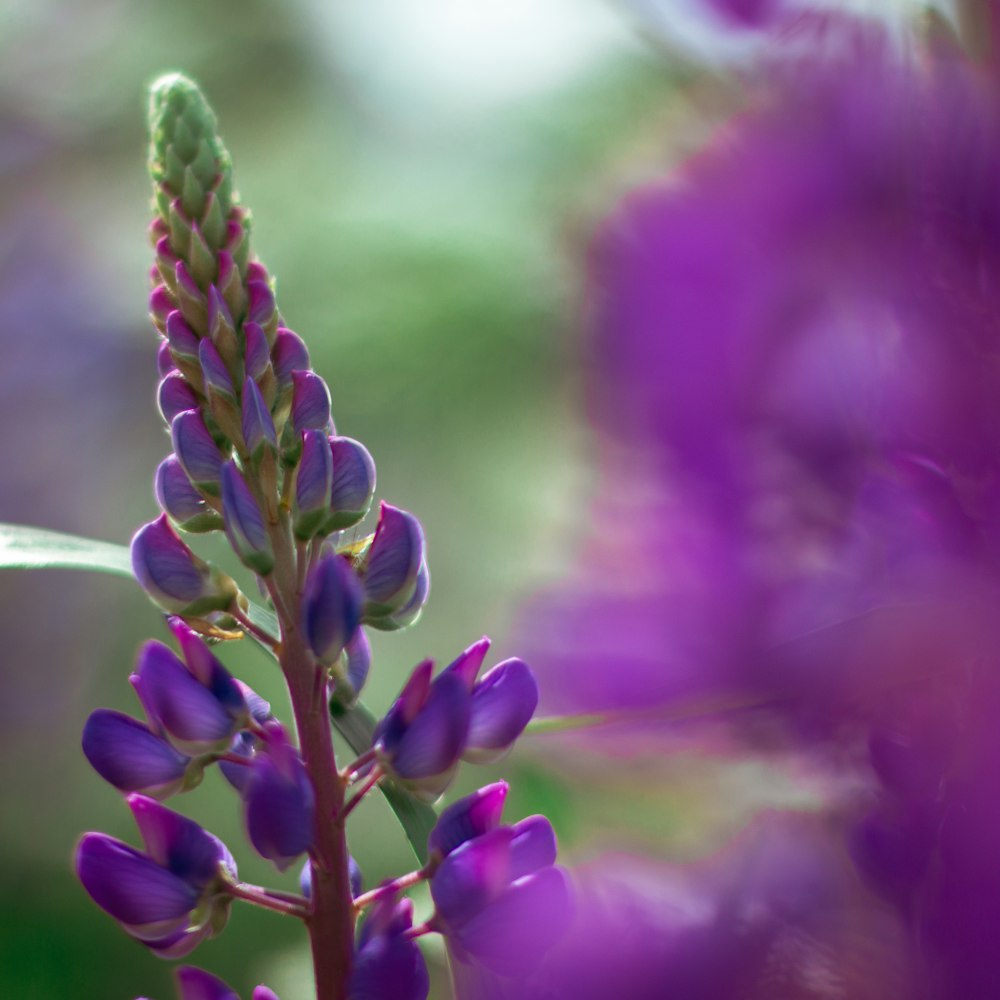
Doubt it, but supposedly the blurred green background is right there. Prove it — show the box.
[0,1,692,996]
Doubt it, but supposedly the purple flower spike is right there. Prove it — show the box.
[198,338,235,399]
[241,377,277,459]
[349,896,430,1000]
[294,429,333,539]
[220,460,274,575]
[376,663,471,799]
[361,503,426,621]
[82,709,190,798]
[243,723,315,871]
[428,782,509,862]
[131,514,237,616]
[272,327,310,384]
[158,372,201,423]
[291,370,332,433]
[324,437,377,531]
[243,322,270,381]
[302,552,364,666]
[171,409,225,494]
[462,659,538,764]
[166,311,200,361]
[175,967,239,1000]
[155,457,223,533]
[131,639,247,755]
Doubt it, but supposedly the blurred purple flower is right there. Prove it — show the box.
[349,896,429,1000]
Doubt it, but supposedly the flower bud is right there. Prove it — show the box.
[220,461,274,575]
[158,372,201,424]
[130,639,247,755]
[243,723,315,871]
[166,310,200,362]
[365,559,429,632]
[150,285,174,332]
[155,456,223,533]
[175,260,208,333]
[131,514,238,616]
[172,409,226,494]
[82,709,191,798]
[272,327,310,385]
[294,430,333,539]
[174,967,239,1000]
[207,285,240,367]
[247,279,277,336]
[291,371,332,434]
[198,337,235,401]
[157,340,176,378]
[322,437,376,532]
[360,503,426,621]
[241,377,278,460]
[302,553,364,665]
[374,661,470,800]
[243,322,270,381]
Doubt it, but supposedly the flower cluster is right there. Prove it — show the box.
[75,74,568,999]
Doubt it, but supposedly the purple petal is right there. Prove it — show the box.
[271,327,310,384]
[165,311,200,359]
[158,372,200,424]
[157,339,177,377]
[453,865,573,977]
[291,371,332,433]
[247,279,276,326]
[82,709,189,796]
[345,628,372,696]
[430,827,514,927]
[219,731,256,793]
[127,794,228,888]
[295,429,334,533]
[327,436,376,528]
[155,457,219,530]
[221,460,273,574]
[362,503,426,616]
[370,560,429,632]
[171,410,224,491]
[428,782,509,861]
[509,816,557,880]
[175,966,240,1000]
[198,338,234,397]
[387,672,471,786]
[443,636,491,691]
[75,833,197,929]
[350,900,430,1000]
[462,659,538,762]
[132,515,213,612]
[244,322,271,381]
[302,553,364,664]
[132,640,240,751]
[145,922,213,958]
[150,285,174,326]
[244,729,315,871]
[241,377,277,457]
[251,988,281,1000]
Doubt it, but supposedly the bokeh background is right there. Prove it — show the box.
[0,1,969,998]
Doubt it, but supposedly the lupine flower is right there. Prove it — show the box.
[291,370,332,434]
[76,795,235,958]
[240,376,277,461]
[130,636,247,754]
[301,552,364,666]
[374,659,471,799]
[82,709,192,798]
[443,638,538,763]
[159,371,201,423]
[173,965,280,1000]
[430,817,572,977]
[348,896,429,1000]
[360,502,427,624]
[242,722,315,871]
[131,514,238,616]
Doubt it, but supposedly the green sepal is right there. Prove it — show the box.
[172,118,199,163]
[164,146,187,196]
[181,165,204,221]
[201,191,227,250]
[155,186,172,222]
[188,224,216,290]
[168,199,193,258]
